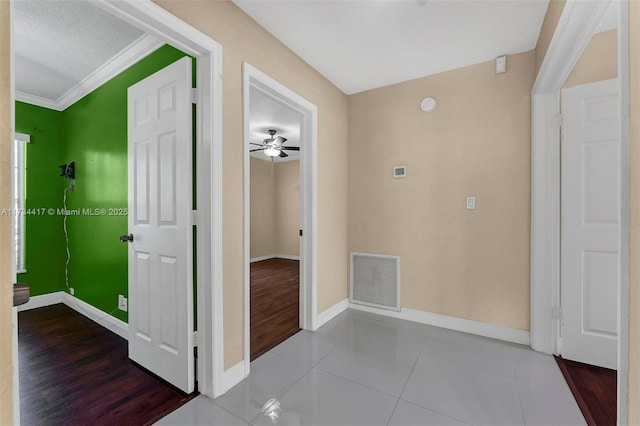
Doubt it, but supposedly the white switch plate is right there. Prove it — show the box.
[496,55,507,74]
[466,196,476,210]
[118,295,128,312]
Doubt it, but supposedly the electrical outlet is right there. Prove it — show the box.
[118,295,128,312]
[69,288,74,296]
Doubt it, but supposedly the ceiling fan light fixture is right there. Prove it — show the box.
[264,147,280,157]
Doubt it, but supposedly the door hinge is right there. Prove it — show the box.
[191,88,198,104]
[556,113,563,128]
[193,331,198,347]
[190,210,198,226]
[299,229,303,237]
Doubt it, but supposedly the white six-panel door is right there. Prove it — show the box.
[127,57,194,392]
[561,78,619,370]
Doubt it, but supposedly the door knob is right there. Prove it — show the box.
[119,234,134,243]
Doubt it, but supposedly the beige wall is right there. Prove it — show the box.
[155,0,349,368]
[250,158,300,259]
[250,158,277,258]
[564,30,618,88]
[628,0,639,423]
[275,160,300,257]
[348,51,534,330]
[535,0,566,76]
[0,0,13,422]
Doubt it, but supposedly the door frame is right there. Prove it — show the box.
[530,0,629,422]
[87,0,226,398]
[242,63,318,376]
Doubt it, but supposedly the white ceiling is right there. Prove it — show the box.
[249,88,301,163]
[13,0,618,111]
[233,0,551,94]
[14,0,149,110]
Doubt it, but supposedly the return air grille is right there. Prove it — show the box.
[350,252,400,311]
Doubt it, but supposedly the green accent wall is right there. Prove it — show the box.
[16,45,191,322]
[15,103,66,296]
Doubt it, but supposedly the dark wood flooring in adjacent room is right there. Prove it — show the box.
[555,355,617,426]
[18,304,197,426]
[251,258,300,360]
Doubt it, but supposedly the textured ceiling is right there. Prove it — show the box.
[14,0,144,103]
[249,88,301,163]
[234,0,550,94]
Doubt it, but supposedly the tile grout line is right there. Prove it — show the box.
[246,353,320,425]
[385,343,424,425]
[314,366,403,400]
[394,398,473,426]
[210,399,256,426]
[512,376,528,426]
[396,348,509,425]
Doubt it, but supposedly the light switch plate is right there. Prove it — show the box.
[466,196,476,210]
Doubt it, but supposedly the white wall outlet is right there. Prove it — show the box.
[466,196,476,210]
[118,295,128,312]
[69,288,74,296]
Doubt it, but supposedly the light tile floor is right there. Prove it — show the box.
[156,309,586,426]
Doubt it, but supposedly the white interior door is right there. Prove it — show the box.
[127,57,194,392]
[561,78,619,369]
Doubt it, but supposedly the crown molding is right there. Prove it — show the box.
[15,91,62,111]
[16,34,164,112]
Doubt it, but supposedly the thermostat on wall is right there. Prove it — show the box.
[393,165,407,178]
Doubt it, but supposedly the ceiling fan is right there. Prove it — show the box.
[250,129,300,158]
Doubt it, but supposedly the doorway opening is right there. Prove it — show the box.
[247,100,303,359]
[242,63,318,374]
[10,3,224,423]
[530,0,629,422]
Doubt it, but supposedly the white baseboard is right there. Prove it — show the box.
[219,360,246,395]
[275,254,300,261]
[315,297,349,330]
[62,293,129,340]
[250,254,301,263]
[348,303,531,346]
[16,291,64,312]
[17,290,128,340]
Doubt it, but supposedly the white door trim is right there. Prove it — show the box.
[530,0,629,423]
[616,5,630,423]
[242,63,318,377]
[92,0,225,398]
[9,0,20,422]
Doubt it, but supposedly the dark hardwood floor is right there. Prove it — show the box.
[18,304,197,426]
[250,258,300,360]
[555,356,617,426]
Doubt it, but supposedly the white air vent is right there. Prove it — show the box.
[350,252,400,311]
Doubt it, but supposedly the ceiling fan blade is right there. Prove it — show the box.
[279,151,289,158]
[274,136,287,145]
[249,149,264,152]
[250,143,264,147]
[281,146,300,151]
